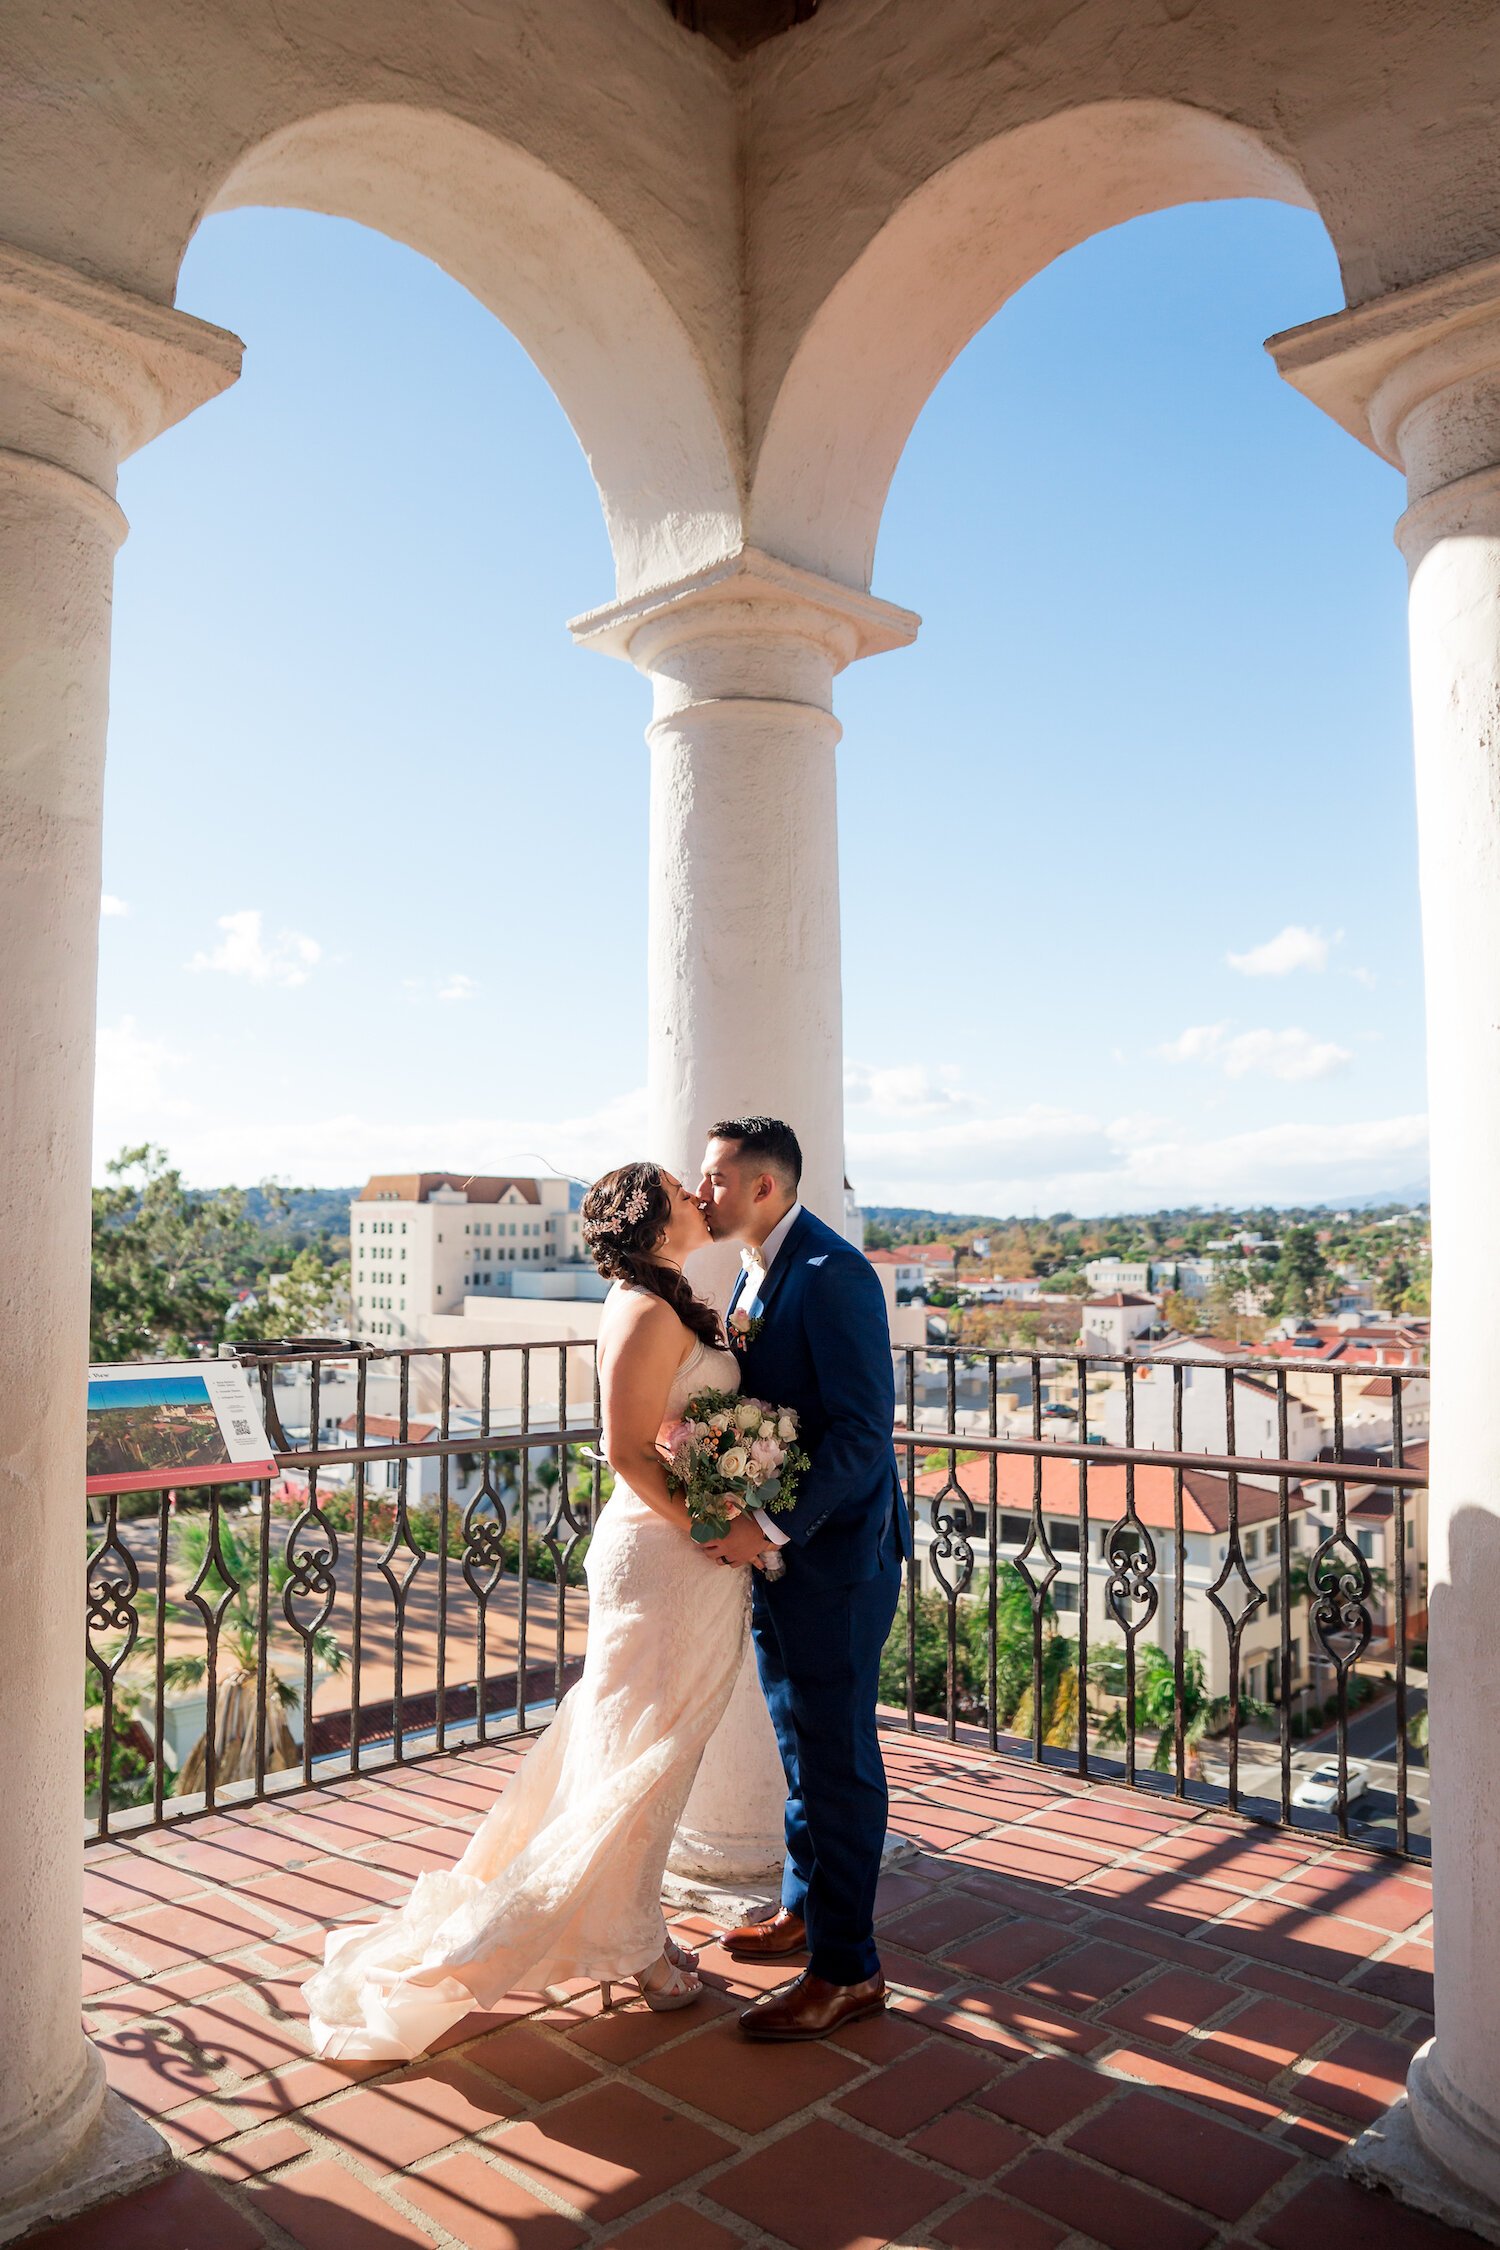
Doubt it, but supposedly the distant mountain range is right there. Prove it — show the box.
[861,1188,1429,1231]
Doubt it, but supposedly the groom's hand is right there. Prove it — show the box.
[701,1515,770,1568]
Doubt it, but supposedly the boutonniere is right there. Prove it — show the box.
[727,1307,764,1351]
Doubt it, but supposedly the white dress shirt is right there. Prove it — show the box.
[740,1200,802,1548]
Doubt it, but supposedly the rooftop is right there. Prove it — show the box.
[51,1722,1454,2250]
[914,1454,1309,1534]
[358,1175,544,1206]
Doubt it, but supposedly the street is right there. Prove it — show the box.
[1197,1686,1429,1849]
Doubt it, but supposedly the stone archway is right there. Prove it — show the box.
[200,104,740,600]
[747,98,1317,589]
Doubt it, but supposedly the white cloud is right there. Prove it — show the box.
[1157,1023,1230,1064]
[1350,965,1378,990]
[1156,1022,1352,1082]
[844,1061,974,1115]
[846,1103,1428,1214]
[100,894,130,919]
[1219,1027,1353,1082]
[187,909,321,989]
[1227,924,1335,977]
[102,1085,653,1193]
[437,973,479,1004]
[92,1017,202,1170]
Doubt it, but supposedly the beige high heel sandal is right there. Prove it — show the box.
[600,1952,704,2013]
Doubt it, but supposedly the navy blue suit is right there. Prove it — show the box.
[730,1206,911,1985]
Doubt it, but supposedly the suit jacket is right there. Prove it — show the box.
[730,1206,912,1587]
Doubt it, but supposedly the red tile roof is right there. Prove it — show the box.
[358,1173,542,1205]
[1085,1293,1155,1309]
[912,1452,1308,1534]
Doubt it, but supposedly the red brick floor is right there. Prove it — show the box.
[37,1723,1462,2250]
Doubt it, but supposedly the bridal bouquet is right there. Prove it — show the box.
[661,1390,809,1570]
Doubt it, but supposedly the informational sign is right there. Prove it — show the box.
[86,1360,277,1494]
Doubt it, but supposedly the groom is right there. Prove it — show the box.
[696,1117,911,2041]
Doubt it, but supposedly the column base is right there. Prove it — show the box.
[0,2088,172,2246]
[662,1829,919,1927]
[1343,2043,1500,2248]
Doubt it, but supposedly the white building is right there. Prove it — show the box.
[1150,1256,1215,1301]
[350,1172,584,1343]
[1080,1293,1159,1356]
[865,1247,927,1299]
[1094,1349,1324,1463]
[913,1452,1316,1707]
[1084,1257,1150,1295]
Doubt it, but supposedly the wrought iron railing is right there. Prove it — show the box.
[896,1343,1428,1860]
[84,1332,1429,1861]
[84,1338,602,1839]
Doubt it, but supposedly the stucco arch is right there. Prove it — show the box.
[202,104,742,599]
[748,98,1319,590]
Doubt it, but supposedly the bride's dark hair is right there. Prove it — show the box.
[581,1161,722,1348]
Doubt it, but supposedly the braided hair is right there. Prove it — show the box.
[581,1161,723,1348]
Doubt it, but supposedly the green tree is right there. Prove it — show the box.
[1378,1254,1412,1313]
[1091,1641,1271,1775]
[1269,1225,1328,1319]
[84,1668,153,1810]
[1162,1290,1200,1333]
[879,1564,1076,1736]
[91,1144,266,1360]
[133,1515,345,1795]
[232,1243,351,1341]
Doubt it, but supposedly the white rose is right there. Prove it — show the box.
[708,1411,732,1433]
[733,1402,762,1433]
[718,1445,748,1479]
[776,1414,798,1441]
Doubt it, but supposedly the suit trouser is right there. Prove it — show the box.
[750,1542,902,1986]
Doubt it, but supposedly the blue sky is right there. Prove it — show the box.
[97,197,1424,1214]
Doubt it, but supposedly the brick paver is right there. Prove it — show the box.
[27,1722,1457,2250]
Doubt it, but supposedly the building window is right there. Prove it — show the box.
[1048,1519,1080,1553]
[1268,1581,1280,1616]
[1053,1583,1079,1612]
[1355,1526,1376,1559]
[1406,1520,1415,1549]
[1244,1530,1259,1562]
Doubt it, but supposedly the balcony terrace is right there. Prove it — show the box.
[55,1337,1459,2249]
[51,1724,1449,2250]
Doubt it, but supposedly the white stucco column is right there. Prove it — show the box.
[0,245,238,2243]
[572,545,917,1894]
[1274,258,1500,2244]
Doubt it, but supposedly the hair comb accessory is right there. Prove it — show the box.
[620,1183,652,1226]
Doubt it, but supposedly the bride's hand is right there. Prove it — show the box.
[700,1514,771,1569]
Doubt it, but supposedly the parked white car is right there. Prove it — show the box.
[1292,1758,1370,1812]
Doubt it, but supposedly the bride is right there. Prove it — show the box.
[303,1161,763,2061]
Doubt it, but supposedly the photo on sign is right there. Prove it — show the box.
[86,1362,276,1494]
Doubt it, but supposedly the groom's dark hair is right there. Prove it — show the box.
[707,1115,803,1191]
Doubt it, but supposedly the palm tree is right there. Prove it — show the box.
[991,1565,1078,1744]
[135,1515,345,1794]
[1091,1641,1272,1775]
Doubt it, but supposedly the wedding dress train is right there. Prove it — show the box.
[303,1325,746,2061]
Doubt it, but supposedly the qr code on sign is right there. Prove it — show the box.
[232,1418,252,1438]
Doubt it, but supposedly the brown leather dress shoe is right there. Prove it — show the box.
[739,1969,887,2042]
[721,1908,807,1960]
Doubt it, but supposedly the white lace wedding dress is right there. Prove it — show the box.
[303,1317,746,2061]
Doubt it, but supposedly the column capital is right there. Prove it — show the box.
[0,240,242,508]
[568,543,920,674]
[1269,254,1500,513]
